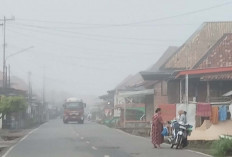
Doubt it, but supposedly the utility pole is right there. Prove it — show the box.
[27,71,32,118]
[0,16,14,89]
[5,66,7,89]
[8,64,10,88]
[28,71,32,101]
[42,69,45,106]
[42,67,48,122]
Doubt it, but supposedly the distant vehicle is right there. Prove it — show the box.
[48,105,59,119]
[63,97,86,124]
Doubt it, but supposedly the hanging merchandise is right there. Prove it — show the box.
[219,105,227,121]
[210,106,219,124]
[196,103,211,117]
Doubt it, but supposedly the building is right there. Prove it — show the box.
[141,22,232,127]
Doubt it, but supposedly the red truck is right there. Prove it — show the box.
[63,97,86,124]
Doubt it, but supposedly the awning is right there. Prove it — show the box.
[175,66,232,78]
[140,71,173,81]
[200,72,232,81]
[117,89,154,97]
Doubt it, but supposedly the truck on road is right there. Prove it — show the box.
[63,97,86,124]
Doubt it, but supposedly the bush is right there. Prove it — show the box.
[0,96,28,115]
[211,138,232,157]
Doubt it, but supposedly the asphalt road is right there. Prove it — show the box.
[4,119,208,157]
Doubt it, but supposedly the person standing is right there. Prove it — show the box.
[178,110,187,124]
[151,108,164,148]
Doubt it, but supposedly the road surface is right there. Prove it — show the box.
[4,119,208,157]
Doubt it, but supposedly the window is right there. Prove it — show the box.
[64,102,83,109]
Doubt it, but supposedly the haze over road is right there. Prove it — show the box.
[3,119,208,157]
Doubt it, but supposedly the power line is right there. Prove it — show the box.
[6,46,34,60]
[15,19,198,29]
[16,1,232,27]
[9,22,184,42]
[7,28,162,57]
[111,1,232,26]
[7,24,170,46]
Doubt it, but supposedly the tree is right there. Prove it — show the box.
[0,96,28,118]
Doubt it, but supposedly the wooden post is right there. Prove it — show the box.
[185,74,189,105]
[180,79,182,103]
[207,81,210,102]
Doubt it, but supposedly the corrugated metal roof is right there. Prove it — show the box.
[200,72,232,81]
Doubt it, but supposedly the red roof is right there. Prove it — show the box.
[176,66,232,78]
[200,72,232,81]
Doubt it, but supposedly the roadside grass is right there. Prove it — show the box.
[187,141,213,155]
[187,138,232,157]
[211,138,232,157]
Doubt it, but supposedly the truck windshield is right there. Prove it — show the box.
[65,102,83,109]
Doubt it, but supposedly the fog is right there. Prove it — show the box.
[0,0,231,104]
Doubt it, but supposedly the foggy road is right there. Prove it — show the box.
[4,119,208,157]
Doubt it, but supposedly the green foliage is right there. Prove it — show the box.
[211,138,232,157]
[0,96,28,113]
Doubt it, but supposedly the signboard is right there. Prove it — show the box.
[114,108,121,117]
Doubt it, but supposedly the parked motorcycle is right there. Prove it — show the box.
[169,121,192,149]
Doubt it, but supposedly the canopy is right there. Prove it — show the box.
[117,89,154,97]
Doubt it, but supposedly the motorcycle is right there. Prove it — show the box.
[169,121,192,149]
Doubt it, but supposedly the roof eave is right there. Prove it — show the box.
[140,71,173,81]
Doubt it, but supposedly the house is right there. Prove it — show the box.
[101,74,154,128]
[99,46,178,130]
[141,22,232,126]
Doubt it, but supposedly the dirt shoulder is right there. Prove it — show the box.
[0,125,41,157]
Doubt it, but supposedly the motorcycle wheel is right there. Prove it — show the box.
[176,135,183,149]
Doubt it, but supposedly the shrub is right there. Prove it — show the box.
[211,138,232,157]
[0,95,28,115]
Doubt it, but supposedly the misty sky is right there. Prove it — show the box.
[0,0,232,97]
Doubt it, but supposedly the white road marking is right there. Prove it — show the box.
[186,150,212,157]
[104,155,110,157]
[91,146,97,150]
[116,129,149,140]
[2,146,15,157]
[86,141,90,144]
[80,137,85,140]
[2,124,42,157]
[116,129,211,157]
